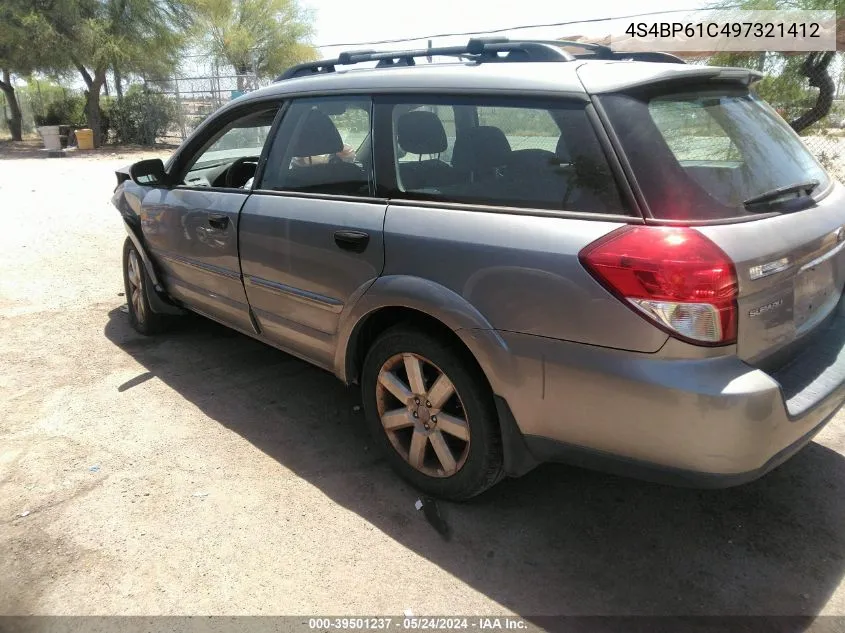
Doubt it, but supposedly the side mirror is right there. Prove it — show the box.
[129,159,169,187]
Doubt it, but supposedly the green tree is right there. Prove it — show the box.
[710,51,837,131]
[193,0,316,90]
[29,0,191,146]
[710,0,844,133]
[0,0,60,140]
[0,67,26,142]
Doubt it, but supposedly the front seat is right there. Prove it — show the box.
[284,109,367,195]
[396,110,456,190]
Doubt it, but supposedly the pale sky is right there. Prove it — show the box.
[301,0,713,57]
[28,0,716,89]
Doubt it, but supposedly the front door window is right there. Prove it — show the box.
[180,108,279,189]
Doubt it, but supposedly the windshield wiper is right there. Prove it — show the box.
[744,180,819,207]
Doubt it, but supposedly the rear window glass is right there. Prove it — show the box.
[601,89,830,220]
[650,99,741,164]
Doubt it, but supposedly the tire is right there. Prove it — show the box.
[122,237,166,335]
[361,325,504,500]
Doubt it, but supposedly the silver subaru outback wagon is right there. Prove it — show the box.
[112,39,845,499]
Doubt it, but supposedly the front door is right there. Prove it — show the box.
[141,105,281,333]
[238,96,386,369]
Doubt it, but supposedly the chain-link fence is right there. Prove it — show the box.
[0,82,86,137]
[143,53,260,143]
[682,52,845,182]
[0,53,260,145]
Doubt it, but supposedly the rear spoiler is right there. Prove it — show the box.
[578,63,764,94]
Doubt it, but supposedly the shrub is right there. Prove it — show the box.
[108,87,177,145]
[34,93,86,127]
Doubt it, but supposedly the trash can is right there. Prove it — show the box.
[37,126,62,151]
[76,128,94,150]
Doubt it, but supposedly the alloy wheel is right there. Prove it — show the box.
[126,249,145,323]
[375,353,471,477]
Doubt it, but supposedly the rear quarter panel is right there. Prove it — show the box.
[381,203,669,351]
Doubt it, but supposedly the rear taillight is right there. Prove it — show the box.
[579,226,738,345]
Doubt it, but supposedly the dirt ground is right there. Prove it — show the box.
[4,140,845,621]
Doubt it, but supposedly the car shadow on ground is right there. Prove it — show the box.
[104,308,845,624]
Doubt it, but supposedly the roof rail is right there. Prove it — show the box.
[526,40,684,64]
[593,51,686,64]
[276,38,573,80]
[275,37,684,81]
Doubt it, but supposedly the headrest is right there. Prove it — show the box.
[451,126,512,171]
[555,134,571,162]
[397,110,447,154]
[291,109,343,157]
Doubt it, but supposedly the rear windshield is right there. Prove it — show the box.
[600,87,830,220]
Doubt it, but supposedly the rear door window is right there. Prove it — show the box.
[601,88,830,219]
[380,96,629,215]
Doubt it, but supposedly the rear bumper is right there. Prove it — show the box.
[523,410,835,488]
[488,328,845,486]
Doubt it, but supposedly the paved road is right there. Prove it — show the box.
[2,148,845,620]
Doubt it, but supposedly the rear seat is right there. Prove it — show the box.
[451,126,512,182]
[447,131,614,212]
[396,111,458,190]
[397,118,617,213]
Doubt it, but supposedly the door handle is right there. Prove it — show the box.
[208,213,229,230]
[334,230,370,253]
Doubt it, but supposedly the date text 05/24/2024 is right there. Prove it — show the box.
[308,618,528,631]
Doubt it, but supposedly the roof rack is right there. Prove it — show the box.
[601,51,686,64]
[509,40,686,64]
[275,37,685,81]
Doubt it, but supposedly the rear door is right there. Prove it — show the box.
[239,96,386,369]
[141,104,281,333]
[598,84,845,365]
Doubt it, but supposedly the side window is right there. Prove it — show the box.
[387,98,627,215]
[258,97,373,196]
[649,98,742,164]
[181,107,279,189]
